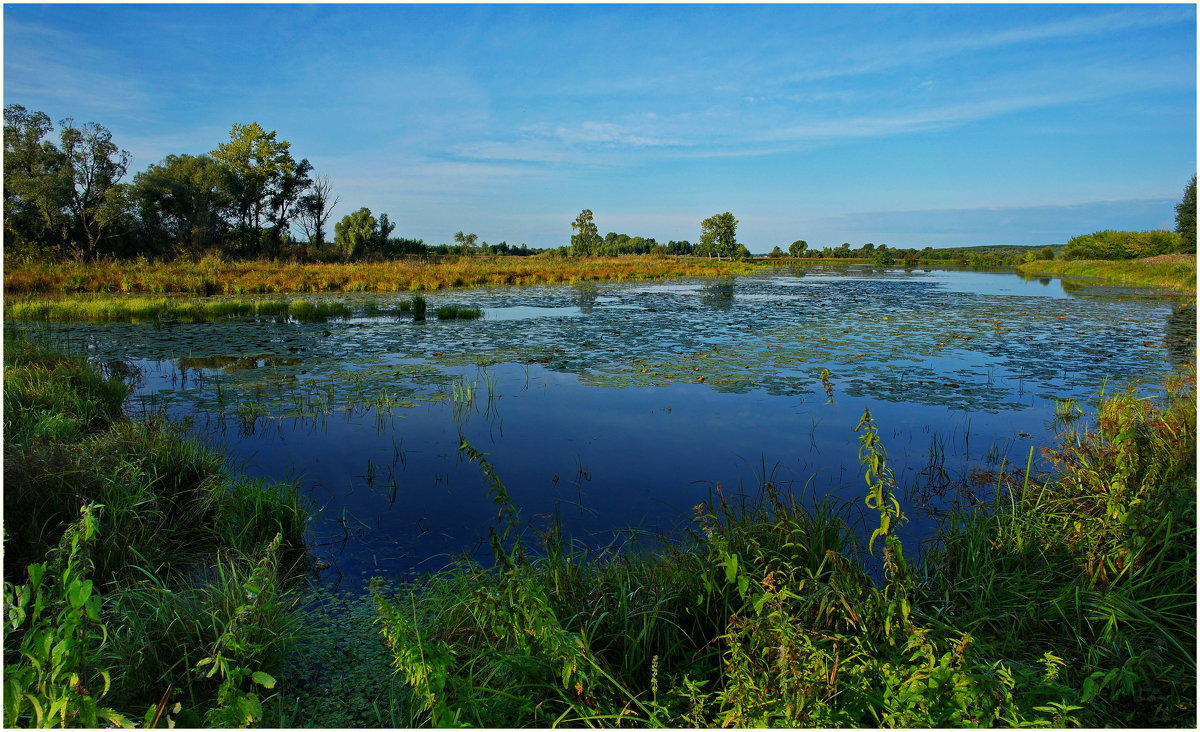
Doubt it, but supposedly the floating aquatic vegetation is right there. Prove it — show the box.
[12,268,1181,422]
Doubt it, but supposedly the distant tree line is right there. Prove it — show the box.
[568,209,746,259]
[3,105,549,263]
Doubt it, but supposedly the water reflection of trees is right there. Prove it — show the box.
[1166,300,1196,366]
[1014,273,1054,287]
[573,282,598,313]
[700,279,735,310]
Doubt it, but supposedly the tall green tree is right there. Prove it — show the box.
[1175,175,1196,253]
[788,239,808,257]
[376,212,396,251]
[2,106,132,260]
[699,211,739,259]
[58,118,132,260]
[132,154,230,257]
[210,122,299,257]
[334,207,377,260]
[570,209,601,256]
[3,105,71,252]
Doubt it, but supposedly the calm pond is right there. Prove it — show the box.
[30,265,1193,586]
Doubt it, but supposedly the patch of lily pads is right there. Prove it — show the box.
[14,266,1182,422]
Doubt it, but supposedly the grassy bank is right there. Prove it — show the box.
[373,372,1196,728]
[1017,253,1196,293]
[2,332,309,727]
[3,255,758,296]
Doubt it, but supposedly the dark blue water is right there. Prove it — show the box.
[27,265,1189,587]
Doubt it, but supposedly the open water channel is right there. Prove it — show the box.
[29,265,1193,587]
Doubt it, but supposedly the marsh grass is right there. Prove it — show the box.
[3,331,310,725]
[371,431,1079,727]
[921,367,1196,727]
[1017,253,1196,293]
[5,296,352,323]
[4,256,760,296]
[436,304,483,320]
[373,369,1195,728]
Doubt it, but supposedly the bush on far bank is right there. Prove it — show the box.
[1063,229,1184,260]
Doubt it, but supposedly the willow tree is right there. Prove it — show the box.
[334,207,377,260]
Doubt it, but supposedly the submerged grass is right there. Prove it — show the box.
[3,331,310,726]
[1017,253,1196,293]
[373,368,1196,728]
[4,255,760,296]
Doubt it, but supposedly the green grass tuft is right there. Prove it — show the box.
[435,304,483,320]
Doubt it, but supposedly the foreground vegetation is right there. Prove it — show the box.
[1017,253,1196,293]
[371,369,1195,727]
[3,332,309,727]
[4,330,1194,727]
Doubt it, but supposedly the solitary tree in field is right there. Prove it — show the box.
[570,209,602,256]
[1175,175,1196,253]
[454,231,479,255]
[699,212,739,259]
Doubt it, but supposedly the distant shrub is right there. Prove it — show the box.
[1063,229,1183,260]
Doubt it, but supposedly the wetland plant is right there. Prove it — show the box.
[820,367,835,403]
[371,371,1196,727]
[370,408,1120,727]
[1054,396,1084,422]
[436,304,483,320]
[3,332,309,726]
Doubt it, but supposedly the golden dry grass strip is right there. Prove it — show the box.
[4,256,760,295]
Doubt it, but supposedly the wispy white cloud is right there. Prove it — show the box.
[543,121,677,148]
[775,7,1191,86]
[4,19,152,118]
[756,92,1079,144]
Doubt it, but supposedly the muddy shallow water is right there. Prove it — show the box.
[21,264,1191,586]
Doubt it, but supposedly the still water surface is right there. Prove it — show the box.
[35,265,1191,586]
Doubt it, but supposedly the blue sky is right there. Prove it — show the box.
[5,3,1196,251]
